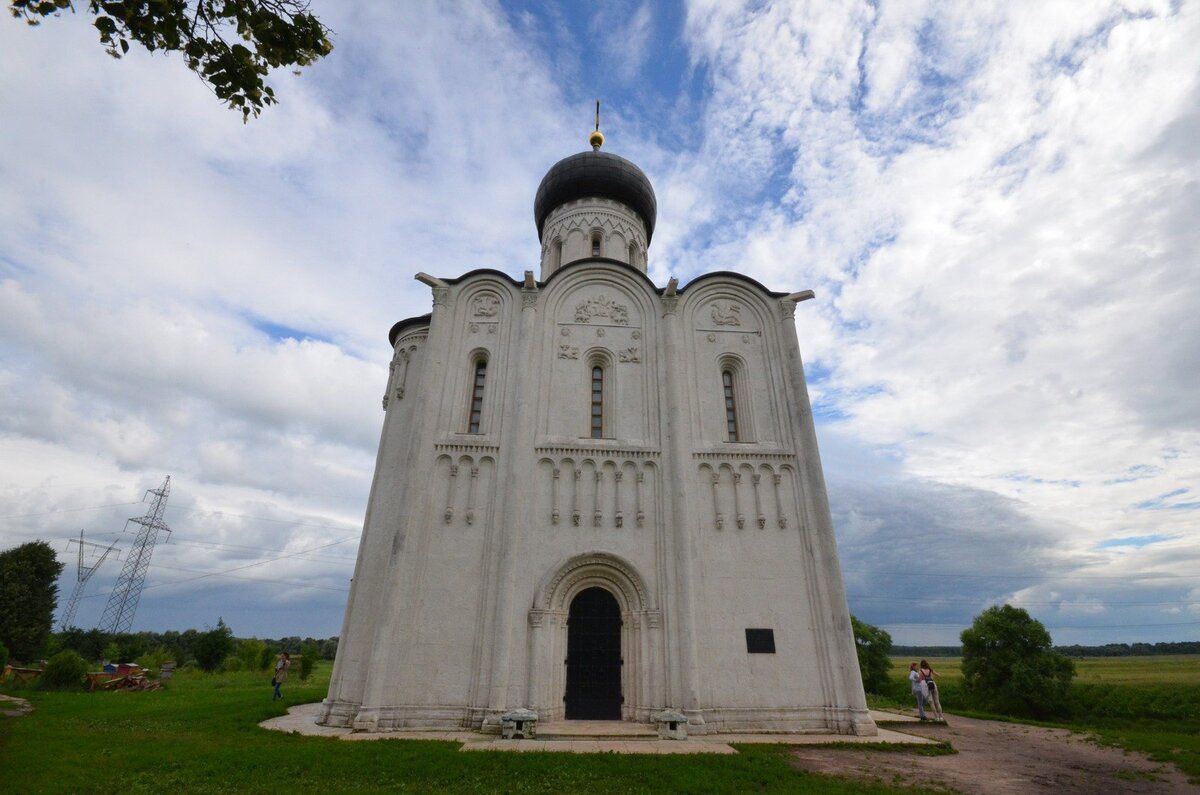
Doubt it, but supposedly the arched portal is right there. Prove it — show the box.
[527,551,664,721]
[565,587,622,719]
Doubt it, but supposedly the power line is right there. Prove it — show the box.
[146,562,349,592]
[163,505,359,532]
[1,501,140,519]
[163,537,357,562]
[134,537,356,592]
[79,537,358,599]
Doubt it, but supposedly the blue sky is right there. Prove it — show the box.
[1,0,1197,646]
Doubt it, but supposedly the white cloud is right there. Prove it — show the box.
[0,1,1196,643]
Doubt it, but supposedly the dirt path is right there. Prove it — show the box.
[788,713,1196,794]
[0,694,34,717]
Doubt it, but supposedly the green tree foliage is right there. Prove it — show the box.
[961,604,1075,718]
[850,615,893,694]
[0,640,9,670]
[136,645,174,675]
[257,643,275,672]
[236,637,266,670]
[0,540,65,662]
[298,640,319,681]
[320,636,338,660]
[193,618,234,672]
[101,641,121,663]
[9,0,332,120]
[39,649,88,689]
[56,627,109,663]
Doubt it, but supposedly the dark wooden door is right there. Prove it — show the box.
[564,587,622,719]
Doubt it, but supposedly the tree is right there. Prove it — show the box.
[298,640,319,681]
[193,618,234,672]
[9,0,332,120]
[0,541,65,662]
[960,604,1075,718]
[39,649,88,689]
[851,615,893,694]
[236,637,266,670]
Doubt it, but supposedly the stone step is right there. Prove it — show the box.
[536,720,660,741]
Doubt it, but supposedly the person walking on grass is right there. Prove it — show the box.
[272,652,290,701]
[908,661,928,719]
[920,660,944,721]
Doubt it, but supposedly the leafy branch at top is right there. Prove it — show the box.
[10,0,333,121]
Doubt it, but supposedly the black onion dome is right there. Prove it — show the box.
[534,150,657,243]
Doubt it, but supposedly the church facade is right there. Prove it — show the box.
[318,134,876,736]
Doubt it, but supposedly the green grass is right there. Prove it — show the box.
[883,654,1200,783]
[0,664,937,794]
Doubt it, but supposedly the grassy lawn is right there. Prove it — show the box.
[884,654,1200,783]
[1,664,937,794]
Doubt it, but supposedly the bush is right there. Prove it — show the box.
[220,655,245,672]
[961,604,1074,719]
[299,641,320,681]
[236,638,266,671]
[257,644,276,672]
[193,618,234,673]
[39,650,88,689]
[851,615,893,694]
[135,646,174,676]
[0,640,9,670]
[101,642,121,664]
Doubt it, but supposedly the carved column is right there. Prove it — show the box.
[550,467,560,525]
[752,473,765,529]
[444,464,459,524]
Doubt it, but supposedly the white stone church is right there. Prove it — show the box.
[319,129,876,737]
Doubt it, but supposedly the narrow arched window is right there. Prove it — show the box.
[722,370,739,442]
[467,358,487,433]
[591,233,602,257]
[628,242,637,267]
[590,365,604,438]
[554,239,564,269]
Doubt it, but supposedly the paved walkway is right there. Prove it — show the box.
[0,693,34,717]
[260,703,935,755]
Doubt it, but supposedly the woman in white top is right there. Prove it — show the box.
[908,661,928,719]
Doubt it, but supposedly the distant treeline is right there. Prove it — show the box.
[1055,641,1200,657]
[894,641,1200,658]
[50,626,339,666]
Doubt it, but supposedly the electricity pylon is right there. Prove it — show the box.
[99,476,172,634]
[59,530,120,631]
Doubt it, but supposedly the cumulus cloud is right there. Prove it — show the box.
[0,1,1196,642]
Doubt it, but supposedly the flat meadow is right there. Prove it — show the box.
[2,656,1195,792]
[0,663,931,795]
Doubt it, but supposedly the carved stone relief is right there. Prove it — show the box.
[711,301,742,326]
[575,294,629,325]
[471,293,500,317]
[618,347,640,363]
[557,344,580,360]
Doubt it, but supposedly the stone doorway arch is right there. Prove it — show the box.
[527,552,663,721]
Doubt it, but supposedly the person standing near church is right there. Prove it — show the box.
[908,661,927,719]
[272,652,290,701]
[919,660,943,721]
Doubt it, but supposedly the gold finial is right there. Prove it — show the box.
[589,99,604,150]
